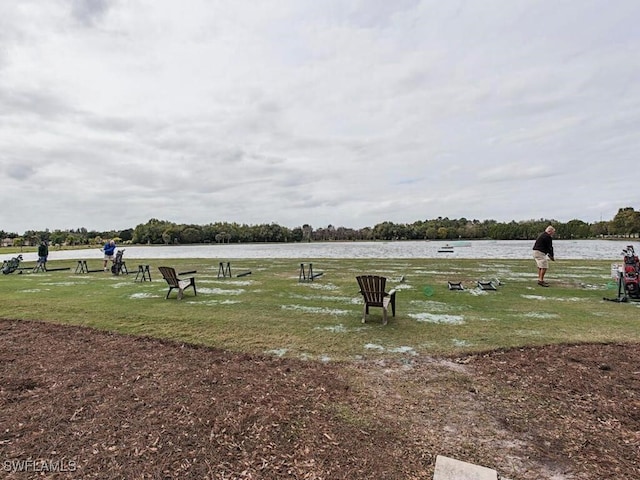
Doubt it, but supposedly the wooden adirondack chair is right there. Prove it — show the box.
[158,266,197,300]
[356,275,397,325]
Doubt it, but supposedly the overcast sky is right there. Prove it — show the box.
[1,0,639,234]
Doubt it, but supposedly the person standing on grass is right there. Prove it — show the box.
[532,225,555,287]
[37,240,49,270]
[102,239,116,271]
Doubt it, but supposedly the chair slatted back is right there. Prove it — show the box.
[356,275,387,307]
[158,266,179,287]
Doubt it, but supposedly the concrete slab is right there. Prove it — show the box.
[433,455,498,480]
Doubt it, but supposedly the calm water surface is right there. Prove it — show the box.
[2,239,632,262]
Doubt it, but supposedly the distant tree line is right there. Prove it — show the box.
[2,207,640,247]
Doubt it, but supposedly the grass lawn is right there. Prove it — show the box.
[0,256,636,360]
[2,256,640,479]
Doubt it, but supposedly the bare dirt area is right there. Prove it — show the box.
[1,319,638,479]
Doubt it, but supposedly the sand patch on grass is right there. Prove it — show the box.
[468,288,490,296]
[523,312,559,319]
[415,269,461,276]
[408,313,465,324]
[129,292,162,299]
[305,283,340,291]
[281,305,349,315]
[389,346,417,355]
[289,293,355,304]
[193,299,242,305]
[198,287,245,295]
[362,344,417,355]
[201,279,253,286]
[521,294,583,302]
[409,299,460,312]
[316,324,348,333]
[265,348,288,357]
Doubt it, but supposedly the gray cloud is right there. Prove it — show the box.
[6,163,36,181]
[71,0,112,26]
[0,1,639,233]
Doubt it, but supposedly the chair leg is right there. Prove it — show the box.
[382,297,393,325]
[362,304,367,323]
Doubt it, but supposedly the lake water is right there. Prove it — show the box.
[2,239,633,263]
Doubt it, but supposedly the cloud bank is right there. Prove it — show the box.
[1,0,639,232]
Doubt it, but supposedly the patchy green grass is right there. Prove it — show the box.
[0,257,637,361]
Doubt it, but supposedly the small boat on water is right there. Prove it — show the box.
[437,244,454,253]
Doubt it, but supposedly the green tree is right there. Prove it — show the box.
[180,226,203,244]
[611,208,640,237]
[290,227,303,242]
[119,229,134,242]
[302,224,313,242]
[13,237,25,250]
[590,221,610,237]
[133,219,176,244]
[562,219,591,239]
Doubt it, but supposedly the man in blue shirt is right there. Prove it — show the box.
[102,240,116,271]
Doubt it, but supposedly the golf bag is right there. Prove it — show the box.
[111,249,126,275]
[621,245,640,299]
[2,254,23,274]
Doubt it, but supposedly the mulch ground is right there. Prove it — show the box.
[0,319,638,479]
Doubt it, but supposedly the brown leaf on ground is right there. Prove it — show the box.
[0,319,638,479]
